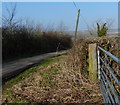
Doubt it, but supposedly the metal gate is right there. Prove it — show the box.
[97,46,120,104]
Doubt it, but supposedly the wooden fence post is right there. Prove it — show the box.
[88,43,98,82]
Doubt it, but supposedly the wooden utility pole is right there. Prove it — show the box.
[74,9,80,41]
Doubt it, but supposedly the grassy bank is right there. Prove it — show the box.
[6,52,103,104]
[2,55,63,103]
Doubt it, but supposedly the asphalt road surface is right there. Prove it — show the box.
[2,50,67,80]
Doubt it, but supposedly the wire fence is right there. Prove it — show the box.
[97,45,120,104]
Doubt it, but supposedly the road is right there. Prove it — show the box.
[2,50,67,80]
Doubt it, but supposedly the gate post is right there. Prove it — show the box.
[88,43,98,82]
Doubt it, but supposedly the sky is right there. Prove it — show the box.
[2,2,118,31]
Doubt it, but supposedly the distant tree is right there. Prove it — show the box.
[2,3,21,34]
[3,3,16,26]
[97,23,108,37]
[87,19,113,37]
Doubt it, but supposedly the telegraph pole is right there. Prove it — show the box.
[74,9,80,41]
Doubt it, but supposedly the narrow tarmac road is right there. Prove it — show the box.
[2,50,67,80]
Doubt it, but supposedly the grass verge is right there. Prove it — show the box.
[2,55,63,103]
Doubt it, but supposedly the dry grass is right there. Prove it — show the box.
[11,55,103,104]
